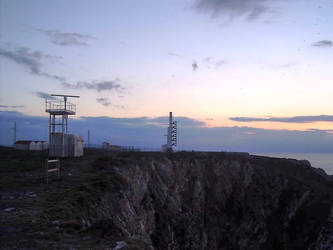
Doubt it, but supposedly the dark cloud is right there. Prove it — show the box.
[38,29,95,46]
[168,53,226,71]
[1,45,126,97]
[0,46,65,82]
[95,98,125,109]
[2,111,333,153]
[215,60,227,67]
[192,61,198,72]
[0,47,41,74]
[35,91,57,100]
[280,63,297,68]
[202,57,227,68]
[96,97,111,107]
[203,57,212,62]
[195,0,287,20]
[168,52,181,57]
[312,40,333,48]
[40,72,66,82]
[0,105,24,109]
[63,80,124,92]
[229,115,333,123]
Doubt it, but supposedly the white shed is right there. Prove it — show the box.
[14,140,48,151]
[49,133,83,157]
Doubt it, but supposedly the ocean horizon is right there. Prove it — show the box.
[253,152,333,175]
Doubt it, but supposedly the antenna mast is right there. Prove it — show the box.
[162,112,177,152]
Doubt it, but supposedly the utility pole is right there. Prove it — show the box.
[13,122,17,145]
[88,129,90,148]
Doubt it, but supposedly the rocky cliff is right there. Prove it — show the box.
[43,152,333,250]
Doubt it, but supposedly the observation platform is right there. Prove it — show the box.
[45,99,76,115]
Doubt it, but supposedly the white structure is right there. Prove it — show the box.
[49,133,69,156]
[161,112,177,152]
[68,134,84,157]
[45,94,83,157]
[48,133,83,157]
[14,140,48,151]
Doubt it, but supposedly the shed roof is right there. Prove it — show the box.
[14,140,47,145]
[14,140,32,145]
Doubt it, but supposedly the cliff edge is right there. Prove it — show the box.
[1,151,333,249]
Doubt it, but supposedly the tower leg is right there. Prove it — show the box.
[52,115,55,133]
[49,114,51,156]
[65,115,68,133]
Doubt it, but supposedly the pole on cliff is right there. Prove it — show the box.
[12,122,17,145]
[88,129,90,148]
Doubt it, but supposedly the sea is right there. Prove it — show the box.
[252,153,333,175]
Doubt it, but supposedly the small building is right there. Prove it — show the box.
[102,141,110,149]
[14,140,48,151]
[49,133,83,157]
[68,134,84,157]
[109,145,122,151]
[102,142,122,151]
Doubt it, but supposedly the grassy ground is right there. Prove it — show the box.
[0,146,125,249]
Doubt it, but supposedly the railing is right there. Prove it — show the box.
[45,100,76,113]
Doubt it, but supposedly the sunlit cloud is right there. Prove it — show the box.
[230,115,333,123]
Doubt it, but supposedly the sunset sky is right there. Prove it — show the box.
[1,0,333,151]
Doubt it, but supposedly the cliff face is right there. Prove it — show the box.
[50,152,333,250]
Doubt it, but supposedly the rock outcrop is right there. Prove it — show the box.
[47,152,333,249]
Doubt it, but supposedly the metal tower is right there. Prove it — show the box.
[45,94,79,157]
[162,112,177,151]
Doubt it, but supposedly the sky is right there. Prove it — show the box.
[1,0,333,152]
